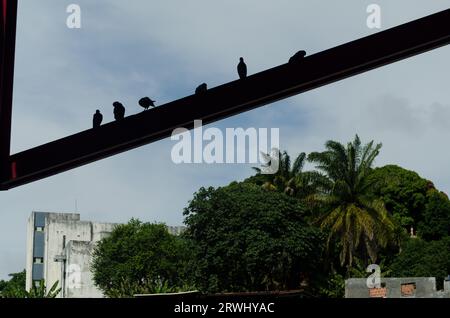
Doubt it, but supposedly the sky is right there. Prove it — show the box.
[1,0,450,279]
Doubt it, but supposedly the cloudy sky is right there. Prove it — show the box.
[1,0,449,279]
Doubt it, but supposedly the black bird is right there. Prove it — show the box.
[139,97,156,110]
[289,50,307,63]
[113,101,125,121]
[237,57,247,79]
[93,109,103,128]
[195,83,207,94]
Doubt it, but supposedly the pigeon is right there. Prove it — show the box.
[93,109,103,128]
[237,57,247,79]
[113,101,125,121]
[289,50,307,64]
[195,83,207,94]
[139,97,156,110]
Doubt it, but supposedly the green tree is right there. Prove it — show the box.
[390,237,450,290]
[0,270,26,298]
[367,165,450,240]
[308,135,395,269]
[417,190,450,240]
[0,271,60,298]
[183,182,325,293]
[91,220,193,298]
[250,150,325,201]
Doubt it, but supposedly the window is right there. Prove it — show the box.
[35,226,44,232]
[401,283,416,297]
[33,257,43,264]
[369,287,387,298]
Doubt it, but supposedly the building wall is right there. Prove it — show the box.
[91,222,117,242]
[44,219,92,295]
[60,222,118,298]
[345,277,439,298]
[167,226,185,236]
[25,212,117,297]
[25,212,185,298]
[25,213,34,291]
[25,212,81,291]
[64,241,104,298]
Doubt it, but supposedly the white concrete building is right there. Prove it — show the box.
[25,212,186,298]
[25,212,118,298]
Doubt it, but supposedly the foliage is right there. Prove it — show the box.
[417,190,450,240]
[347,257,392,279]
[308,135,396,268]
[0,272,60,298]
[250,151,327,201]
[106,277,195,298]
[183,182,325,293]
[390,237,450,290]
[318,271,345,298]
[91,220,194,298]
[367,165,430,228]
[24,280,61,298]
[0,270,26,298]
[367,165,450,240]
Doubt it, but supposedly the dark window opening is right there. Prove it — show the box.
[33,257,43,264]
[401,283,416,297]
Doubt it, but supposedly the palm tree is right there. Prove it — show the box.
[308,135,395,269]
[253,150,324,200]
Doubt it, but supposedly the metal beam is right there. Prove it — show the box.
[0,0,18,185]
[1,8,450,190]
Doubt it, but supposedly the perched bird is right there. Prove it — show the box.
[289,50,307,63]
[237,57,247,79]
[195,83,207,94]
[139,97,156,110]
[93,109,103,128]
[113,101,125,121]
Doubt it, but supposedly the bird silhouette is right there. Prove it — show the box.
[139,97,156,110]
[289,50,307,63]
[195,83,207,94]
[113,102,125,121]
[237,57,247,79]
[93,109,103,128]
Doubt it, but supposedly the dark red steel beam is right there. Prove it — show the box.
[0,0,17,183]
[1,8,450,190]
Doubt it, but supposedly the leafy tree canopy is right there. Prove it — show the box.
[0,270,26,298]
[367,165,450,240]
[91,220,193,297]
[249,151,326,201]
[183,182,325,293]
[390,237,450,289]
[0,271,60,298]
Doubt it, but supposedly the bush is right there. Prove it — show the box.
[91,220,193,297]
[390,237,450,290]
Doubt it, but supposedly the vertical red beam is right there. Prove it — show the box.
[2,0,7,22]
[0,0,18,182]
